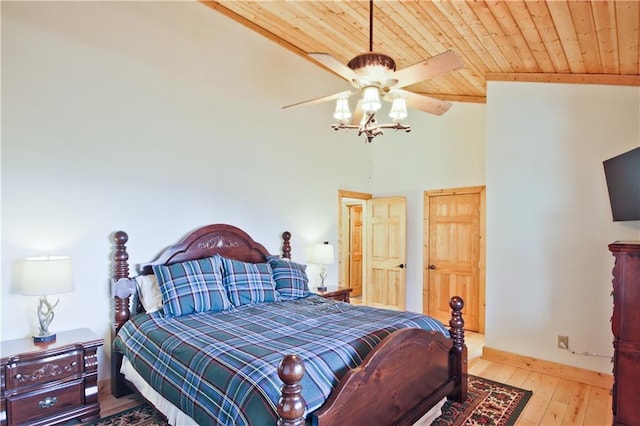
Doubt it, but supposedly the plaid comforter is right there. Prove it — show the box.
[114,295,448,425]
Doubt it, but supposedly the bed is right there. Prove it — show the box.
[110,224,467,425]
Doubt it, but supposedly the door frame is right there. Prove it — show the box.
[338,190,372,292]
[423,186,486,333]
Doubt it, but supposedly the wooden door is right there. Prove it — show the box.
[349,205,363,297]
[366,197,407,310]
[424,187,484,332]
[338,190,371,294]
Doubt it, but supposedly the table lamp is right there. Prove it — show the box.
[21,256,75,343]
[310,242,334,292]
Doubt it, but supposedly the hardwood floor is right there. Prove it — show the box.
[97,331,613,425]
[465,332,613,426]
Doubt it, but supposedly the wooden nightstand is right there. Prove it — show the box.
[0,328,103,426]
[315,286,353,303]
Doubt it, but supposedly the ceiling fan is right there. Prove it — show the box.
[283,0,464,143]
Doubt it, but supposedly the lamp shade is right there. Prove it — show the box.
[21,256,74,296]
[333,98,352,122]
[389,97,408,121]
[361,87,381,113]
[309,243,335,265]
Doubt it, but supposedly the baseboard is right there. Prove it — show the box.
[482,346,613,389]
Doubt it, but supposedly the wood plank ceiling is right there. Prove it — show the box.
[203,1,640,104]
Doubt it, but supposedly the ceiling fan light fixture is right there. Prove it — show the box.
[389,97,407,122]
[333,98,352,122]
[361,86,381,113]
[282,0,463,144]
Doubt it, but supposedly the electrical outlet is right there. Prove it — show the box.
[557,335,569,350]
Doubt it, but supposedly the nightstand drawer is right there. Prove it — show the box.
[1,329,103,426]
[6,351,82,390]
[6,379,83,425]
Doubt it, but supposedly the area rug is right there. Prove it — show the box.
[93,375,531,426]
[91,403,167,426]
[429,375,532,426]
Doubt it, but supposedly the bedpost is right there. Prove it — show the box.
[282,231,292,259]
[112,230,134,398]
[113,231,131,331]
[277,354,306,426]
[449,296,468,402]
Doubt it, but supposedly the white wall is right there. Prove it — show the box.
[1,2,372,379]
[486,81,640,373]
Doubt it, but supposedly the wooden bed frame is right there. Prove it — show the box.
[111,224,467,425]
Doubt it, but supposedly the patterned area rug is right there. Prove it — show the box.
[91,404,168,426]
[430,375,532,426]
[93,375,531,426]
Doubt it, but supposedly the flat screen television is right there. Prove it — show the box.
[603,146,640,221]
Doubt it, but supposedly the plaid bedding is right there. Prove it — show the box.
[114,295,449,425]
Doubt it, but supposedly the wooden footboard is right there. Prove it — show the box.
[278,296,467,426]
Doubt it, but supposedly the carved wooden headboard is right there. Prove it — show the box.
[137,224,289,274]
[112,224,292,328]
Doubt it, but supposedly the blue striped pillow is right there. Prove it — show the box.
[152,255,231,317]
[267,255,309,300]
[220,256,280,307]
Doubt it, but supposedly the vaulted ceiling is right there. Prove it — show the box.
[203,1,640,104]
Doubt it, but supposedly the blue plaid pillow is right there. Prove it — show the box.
[152,255,231,317]
[267,255,309,300]
[220,256,280,307]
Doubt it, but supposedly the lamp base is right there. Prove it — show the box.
[33,333,56,344]
[317,286,328,292]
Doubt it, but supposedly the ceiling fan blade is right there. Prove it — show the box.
[391,50,463,89]
[283,90,354,109]
[351,100,364,126]
[394,89,452,116]
[309,52,359,83]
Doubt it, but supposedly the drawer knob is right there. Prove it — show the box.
[39,396,57,409]
[71,361,77,367]
[14,373,22,380]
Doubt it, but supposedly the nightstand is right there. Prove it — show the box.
[0,328,103,426]
[315,286,353,303]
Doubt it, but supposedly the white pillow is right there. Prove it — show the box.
[135,274,163,313]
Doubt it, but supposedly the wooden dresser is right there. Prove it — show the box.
[0,328,103,426]
[609,241,640,426]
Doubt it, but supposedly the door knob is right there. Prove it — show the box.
[428,264,436,269]
[397,264,405,269]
